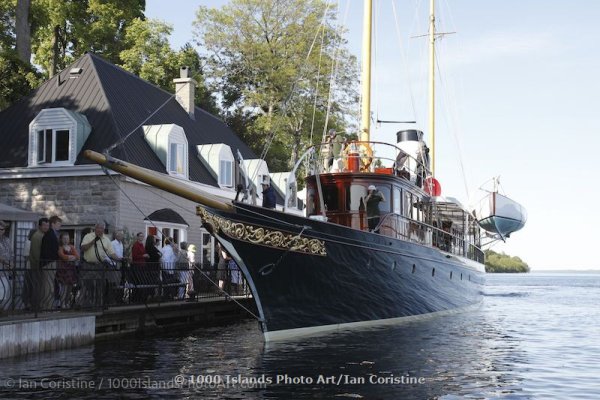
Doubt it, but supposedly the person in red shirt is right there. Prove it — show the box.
[130,232,149,302]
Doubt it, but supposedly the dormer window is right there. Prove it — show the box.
[37,129,70,164]
[197,143,236,189]
[219,158,233,187]
[143,124,189,179]
[28,108,91,167]
[169,142,185,176]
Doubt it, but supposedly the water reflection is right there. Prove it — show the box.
[2,274,600,399]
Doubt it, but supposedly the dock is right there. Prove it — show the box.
[0,296,256,359]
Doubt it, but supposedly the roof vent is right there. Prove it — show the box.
[69,67,83,76]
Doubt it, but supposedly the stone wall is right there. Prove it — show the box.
[0,315,95,359]
[0,176,120,226]
[0,174,213,260]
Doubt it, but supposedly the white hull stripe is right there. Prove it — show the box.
[263,301,483,342]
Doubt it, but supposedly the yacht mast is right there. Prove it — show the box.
[428,0,436,176]
[360,0,372,142]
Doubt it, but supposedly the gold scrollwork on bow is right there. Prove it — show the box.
[196,206,326,256]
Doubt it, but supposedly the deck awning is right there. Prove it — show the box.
[0,203,41,221]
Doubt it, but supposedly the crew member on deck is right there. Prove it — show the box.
[365,185,385,232]
[261,177,276,209]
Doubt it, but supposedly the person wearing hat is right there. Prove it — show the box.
[261,177,276,209]
[365,185,385,232]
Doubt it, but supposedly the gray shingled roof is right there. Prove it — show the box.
[0,53,257,187]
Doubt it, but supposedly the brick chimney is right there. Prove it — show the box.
[173,66,197,120]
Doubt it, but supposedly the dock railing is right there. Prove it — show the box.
[0,258,251,318]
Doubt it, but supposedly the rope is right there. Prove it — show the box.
[320,0,349,141]
[191,264,262,322]
[435,37,470,199]
[258,225,308,276]
[101,167,263,321]
[392,0,419,122]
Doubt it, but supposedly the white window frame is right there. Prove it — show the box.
[219,158,233,187]
[145,221,188,246]
[35,127,72,166]
[169,141,186,177]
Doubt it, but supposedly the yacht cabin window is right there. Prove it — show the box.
[393,187,401,215]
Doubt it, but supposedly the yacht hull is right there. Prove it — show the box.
[199,203,485,341]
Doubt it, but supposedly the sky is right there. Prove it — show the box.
[145,0,600,271]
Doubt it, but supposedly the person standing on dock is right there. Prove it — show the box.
[109,229,126,303]
[145,235,162,300]
[40,216,62,309]
[80,223,120,308]
[57,232,79,308]
[28,218,49,311]
[0,221,14,311]
[131,232,149,302]
[160,237,178,300]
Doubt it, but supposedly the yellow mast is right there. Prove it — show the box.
[428,0,436,176]
[360,0,372,143]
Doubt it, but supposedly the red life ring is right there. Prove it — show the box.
[424,177,442,196]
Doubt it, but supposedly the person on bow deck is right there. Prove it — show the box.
[261,177,276,209]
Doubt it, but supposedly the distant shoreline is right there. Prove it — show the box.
[489,270,600,274]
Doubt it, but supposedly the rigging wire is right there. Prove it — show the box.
[102,169,263,321]
[320,0,350,142]
[251,1,334,185]
[434,1,471,199]
[104,83,188,155]
[309,24,327,144]
[391,0,419,122]
[373,0,379,130]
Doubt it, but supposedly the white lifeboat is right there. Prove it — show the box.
[472,190,527,239]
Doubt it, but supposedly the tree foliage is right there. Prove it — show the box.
[0,49,41,109]
[119,19,217,115]
[0,0,16,51]
[0,1,217,114]
[484,249,530,273]
[30,0,145,76]
[193,0,359,170]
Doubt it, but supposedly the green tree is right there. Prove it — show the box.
[119,19,217,114]
[30,0,144,77]
[193,0,358,170]
[0,0,16,51]
[484,249,530,273]
[120,17,176,88]
[0,49,41,109]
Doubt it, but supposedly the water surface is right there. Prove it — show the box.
[1,272,598,399]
